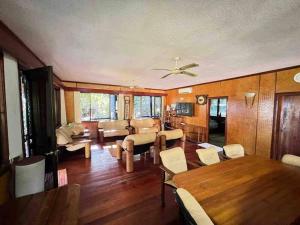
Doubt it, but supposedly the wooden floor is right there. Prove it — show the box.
[58,140,199,225]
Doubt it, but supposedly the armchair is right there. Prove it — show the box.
[56,126,91,158]
[158,129,185,151]
[98,120,130,142]
[116,133,158,172]
[130,118,160,134]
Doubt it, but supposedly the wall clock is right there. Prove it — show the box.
[196,95,207,105]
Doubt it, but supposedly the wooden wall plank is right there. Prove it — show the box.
[256,73,276,158]
[65,91,75,123]
[276,68,300,93]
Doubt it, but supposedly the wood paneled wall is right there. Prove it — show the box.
[166,67,300,157]
[64,91,75,124]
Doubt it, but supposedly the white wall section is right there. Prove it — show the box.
[3,52,23,160]
[73,91,81,123]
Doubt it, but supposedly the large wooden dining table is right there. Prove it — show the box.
[173,155,300,225]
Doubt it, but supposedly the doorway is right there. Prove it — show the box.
[208,97,227,147]
[272,93,300,160]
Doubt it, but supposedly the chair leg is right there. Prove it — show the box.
[161,171,165,207]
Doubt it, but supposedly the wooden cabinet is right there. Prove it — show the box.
[165,116,207,143]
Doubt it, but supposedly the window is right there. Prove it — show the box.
[134,96,162,118]
[210,98,227,117]
[80,93,117,121]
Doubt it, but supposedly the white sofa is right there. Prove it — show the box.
[98,120,130,142]
[130,118,160,134]
[56,126,91,158]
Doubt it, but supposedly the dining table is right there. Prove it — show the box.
[173,155,300,225]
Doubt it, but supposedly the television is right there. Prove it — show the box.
[175,102,194,116]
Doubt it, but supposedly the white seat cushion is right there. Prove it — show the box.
[177,188,214,225]
[122,133,157,149]
[103,129,129,137]
[138,127,159,134]
[196,147,220,165]
[223,144,245,159]
[98,120,129,130]
[282,154,300,167]
[130,118,155,128]
[158,129,183,140]
[160,147,187,174]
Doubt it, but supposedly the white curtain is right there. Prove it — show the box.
[118,94,124,120]
[161,96,166,130]
[60,89,67,125]
[73,91,81,123]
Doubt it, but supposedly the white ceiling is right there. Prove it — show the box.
[1,0,300,89]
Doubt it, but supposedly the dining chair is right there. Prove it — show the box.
[223,144,245,159]
[175,188,214,225]
[159,147,198,206]
[281,154,300,167]
[196,146,221,166]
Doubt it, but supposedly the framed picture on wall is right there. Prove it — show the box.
[124,96,130,120]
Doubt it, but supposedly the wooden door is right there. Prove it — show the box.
[272,93,300,159]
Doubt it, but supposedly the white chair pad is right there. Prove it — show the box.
[177,188,214,225]
[158,129,183,140]
[160,147,187,174]
[138,127,159,134]
[122,133,157,149]
[196,147,220,165]
[282,154,300,167]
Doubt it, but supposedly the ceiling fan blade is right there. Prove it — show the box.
[152,68,171,71]
[181,71,198,77]
[160,73,173,79]
[179,63,199,70]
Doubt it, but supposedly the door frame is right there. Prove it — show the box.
[271,92,300,159]
[207,96,228,146]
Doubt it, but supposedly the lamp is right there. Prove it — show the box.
[294,73,300,83]
[245,92,256,107]
[166,105,171,111]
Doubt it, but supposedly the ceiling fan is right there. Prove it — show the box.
[153,57,199,79]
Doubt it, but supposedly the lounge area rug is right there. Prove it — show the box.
[103,143,119,158]
[57,168,68,187]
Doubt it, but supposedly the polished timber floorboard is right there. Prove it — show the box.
[58,141,198,225]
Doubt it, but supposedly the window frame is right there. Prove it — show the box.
[133,95,162,118]
[80,92,116,121]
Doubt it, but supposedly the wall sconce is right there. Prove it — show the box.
[245,92,256,107]
[294,73,300,83]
